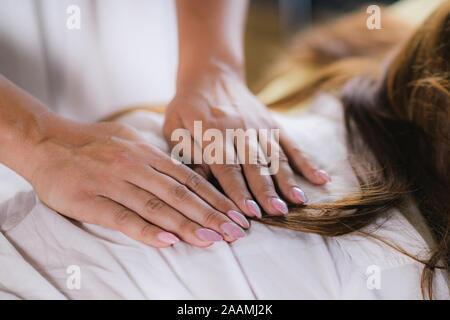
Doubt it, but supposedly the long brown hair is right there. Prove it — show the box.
[258,2,450,299]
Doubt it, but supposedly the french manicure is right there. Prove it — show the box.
[157,232,180,245]
[220,222,246,239]
[246,200,262,218]
[195,228,223,242]
[291,187,308,204]
[226,210,250,228]
[271,198,289,215]
[316,170,332,183]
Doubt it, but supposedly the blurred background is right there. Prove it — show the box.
[245,0,397,89]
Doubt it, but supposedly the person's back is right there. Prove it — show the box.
[0,0,178,121]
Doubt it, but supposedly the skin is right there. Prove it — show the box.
[0,74,242,247]
[0,0,330,248]
[164,0,330,218]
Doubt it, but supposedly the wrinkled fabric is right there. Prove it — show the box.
[1,94,448,299]
[0,0,178,122]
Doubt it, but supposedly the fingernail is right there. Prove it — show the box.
[246,200,262,218]
[226,210,250,228]
[291,187,308,204]
[220,222,246,239]
[157,232,180,245]
[195,228,223,242]
[316,170,331,183]
[271,198,288,215]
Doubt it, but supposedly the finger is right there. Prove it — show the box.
[88,196,178,248]
[140,144,249,229]
[279,131,331,185]
[164,121,260,219]
[149,147,244,218]
[123,163,247,239]
[103,182,226,246]
[208,140,262,219]
[238,136,288,216]
[190,163,212,180]
[272,147,308,205]
[164,131,229,208]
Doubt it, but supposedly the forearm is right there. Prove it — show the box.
[0,74,75,181]
[175,0,249,83]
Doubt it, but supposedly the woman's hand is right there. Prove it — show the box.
[27,121,249,248]
[163,62,331,218]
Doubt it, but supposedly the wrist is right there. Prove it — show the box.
[0,75,88,185]
[3,112,81,183]
[177,55,246,90]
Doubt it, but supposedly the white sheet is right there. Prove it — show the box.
[1,94,448,299]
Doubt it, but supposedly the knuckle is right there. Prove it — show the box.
[257,182,276,197]
[193,165,210,179]
[139,224,156,239]
[185,173,202,188]
[178,218,194,234]
[113,208,131,226]
[246,161,269,176]
[202,210,220,226]
[144,197,165,215]
[278,151,289,163]
[172,184,190,202]
[224,182,248,201]
[216,197,234,211]
[250,161,269,171]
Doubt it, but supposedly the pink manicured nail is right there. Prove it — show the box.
[316,170,331,183]
[220,222,246,239]
[271,198,288,215]
[195,228,223,242]
[226,210,250,228]
[157,232,180,245]
[291,187,308,204]
[246,200,262,218]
